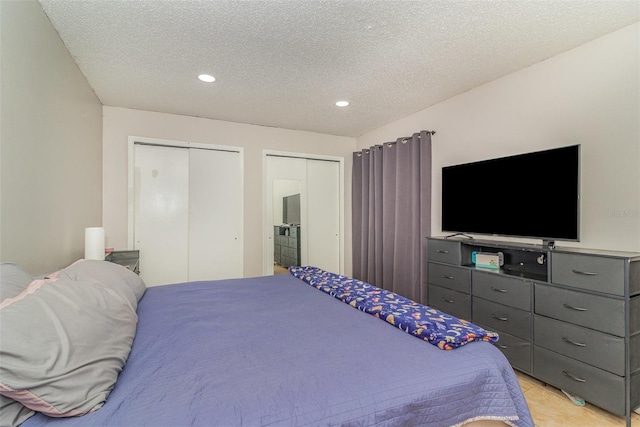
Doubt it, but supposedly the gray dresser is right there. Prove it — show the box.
[274,226,301,268]
[426,237,639,426]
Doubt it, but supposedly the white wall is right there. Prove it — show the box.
[103,107,355,277]
[357,23,640,253]
[0,0,103,275]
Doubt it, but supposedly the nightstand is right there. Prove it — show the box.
[105,250,140,274]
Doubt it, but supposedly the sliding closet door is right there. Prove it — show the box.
[188,149,243,281]
[134,141,243,287]
[265,156,307,270]
[134,144,190,286]
[307,160,340,273]
[264,153,342,275]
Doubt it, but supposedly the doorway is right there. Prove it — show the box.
[263,151,344,276]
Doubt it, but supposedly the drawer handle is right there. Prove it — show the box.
[562,371,587,383]
[437,250,449,254]
[563,303,588,312]
[441,297,454,304]
[491,314,508,321]
[490,287,508,293]
[442,275,455,280]
[497,344,508,349]
[562,337,587,347]
[572,269,598,276]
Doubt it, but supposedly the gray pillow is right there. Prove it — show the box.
[53,260,146,311]
[0,263,32,302]
[0,264,37,427]
[0,275,138,417]
[0,395,34,427]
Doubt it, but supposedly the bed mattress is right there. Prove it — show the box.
[22,273,533,427]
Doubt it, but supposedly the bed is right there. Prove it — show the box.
[1,261,533,427]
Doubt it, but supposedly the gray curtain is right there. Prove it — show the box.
[352,131,432,303]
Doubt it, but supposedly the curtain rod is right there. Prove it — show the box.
[356,130,435,155]
[398,130,435,141]
[390,129,436,143]
[377,129,437,146]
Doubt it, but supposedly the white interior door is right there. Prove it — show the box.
[307,160,340,273]
[134,144,189,286]
[189,149,243,281]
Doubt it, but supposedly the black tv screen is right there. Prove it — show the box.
[442,145,580,241]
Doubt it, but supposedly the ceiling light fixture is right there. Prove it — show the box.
[198,74,216,83]
[335,101,349,107]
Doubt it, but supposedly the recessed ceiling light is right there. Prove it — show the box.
[336,100,350,107]
[198,74,216,83]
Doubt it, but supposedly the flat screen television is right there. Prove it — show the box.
[441,145,580,243]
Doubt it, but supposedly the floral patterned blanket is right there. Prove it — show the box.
[289,266,499,350]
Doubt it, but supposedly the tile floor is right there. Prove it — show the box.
[515,371,639,426]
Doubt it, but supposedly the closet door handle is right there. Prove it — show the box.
[563,303,588,312]
[572,269,598,276]
[491,287,508,293]
[562,337,587,347]
[442,275,455,280]
[491,314,508,321]
[437,250,449,254]
[562,371,587,383]
[441,297,454,304]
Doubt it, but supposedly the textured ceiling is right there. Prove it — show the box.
[39,0,639,137]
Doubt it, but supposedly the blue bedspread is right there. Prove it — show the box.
[289,266,498,350]
[23,274,533,427]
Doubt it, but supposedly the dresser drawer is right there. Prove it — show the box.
[551,252,625,296]
[534,284,625,336]
[477,325,531,373]
[428,263,469,293]
[281,258,292,268]
[287,237,298,248]
[633,371,640,411]
[534,346,625,416]
[633,333,640,375]
[428,284,470,320]
[472,297,531,341]
[289,227,298,238]
[427,239,461,265]
[534,315,624,375]
[472,271,531,311]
